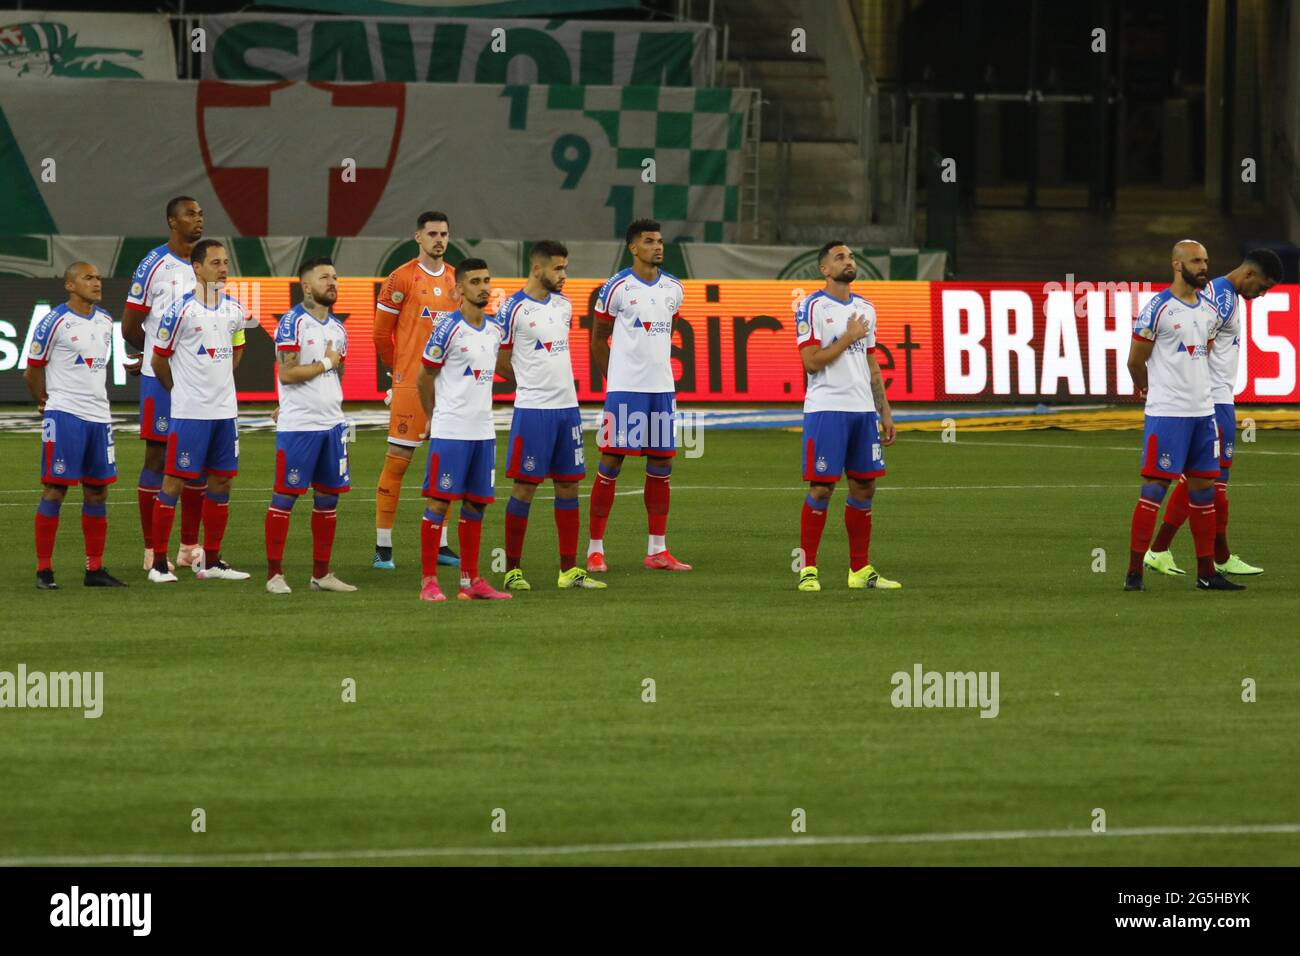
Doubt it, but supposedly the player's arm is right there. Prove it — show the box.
[373,270,404,372]
[277,347,341,384]
[800,315,868,373]
[121,302,147,351]
[591,317,613,380]
[1127,338,1153,394]
[417,363,438,420]
[867,350,896,446]
[152,350,173,390]
[494,348,516,387]
[22,362,46,409]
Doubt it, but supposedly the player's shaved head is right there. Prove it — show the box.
[63,260,102,306]
[1170,239,1209,290]
[63,261,94,283]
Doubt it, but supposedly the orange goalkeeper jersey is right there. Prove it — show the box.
[374,258,457,387]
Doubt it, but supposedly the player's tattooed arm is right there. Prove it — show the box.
[417,364,437,420]
[867,351,896,445]
[152,352,174,391]
[1127,338,1153,395]
[494,349,516,387]
[591,317,613,380]
[277,345,341,384]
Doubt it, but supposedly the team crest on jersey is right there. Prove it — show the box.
[429,345,443,360]
[392,291,405,303]
[158,328,170,342]
[439,473,453,490]
[178,452,191,469]
[52,458,66,475]
[288,468,301,485]
[155,416,168,433]
[1225,443,1234,459]
[797,320,810,336]
[1158,452,1172,471]
[523,455,536,473]
[131,282,143,297]
[29,341,42,356]
[815,456,828,473]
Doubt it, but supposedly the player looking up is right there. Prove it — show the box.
[794,242,900,592]
[24,262,126,589]
[1125,240,1241,592]
[264,258,356,595]
[494,240,606,591]
[121,196,206,573]
[586,219,691,573]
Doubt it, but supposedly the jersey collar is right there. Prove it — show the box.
[417,260,446,278]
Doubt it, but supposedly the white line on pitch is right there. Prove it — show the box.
[3,822,1296,866]
[907,437,1300,456]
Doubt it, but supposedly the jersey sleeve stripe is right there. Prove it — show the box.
[376,302,400,315]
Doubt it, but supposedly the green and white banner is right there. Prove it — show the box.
[0,80,748,241]
[0,12,176,80]
[0,236,946,282]
[202,14,711,85]
[251,0,642,16]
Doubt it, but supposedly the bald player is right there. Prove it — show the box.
[1143,247,1282,577]
[1124,240,1240,591]
[25,262,126,588]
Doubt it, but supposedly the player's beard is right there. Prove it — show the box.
[1181,265,1209,288]
[541,276,564,293]
[316,289,338,306]
[837,267,857,283]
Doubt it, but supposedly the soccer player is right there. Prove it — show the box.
[794,242,901,592]
[586,219,691,573]
[493,240,606,591]
[1143,248,1282,577]
[24,262,126,589]
[122,196,206,573]
[148,239,256,583]
[1124,239,1241,591]
[415,259,510,602]
[264,258,356,594]
[372,211,459,570]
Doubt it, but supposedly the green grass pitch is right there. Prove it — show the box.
[0,415,1297,865]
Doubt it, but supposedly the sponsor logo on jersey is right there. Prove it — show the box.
[429,345,443,360]
[391,291,404,304]
[157,328,170,342]
[30,341,43,356]
[131,282,144,297]
[797,320,810,336]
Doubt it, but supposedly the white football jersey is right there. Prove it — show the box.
[1201,276,1240,405]
[126,244,195,379]
[154,291,254,420]
[422,310,502,441]
[27,302,114,423]
[795,290,878,414]
[1133,289,1221,417]
[497,289,578,410]
[594,267,683,393]
[274,304,347,432]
